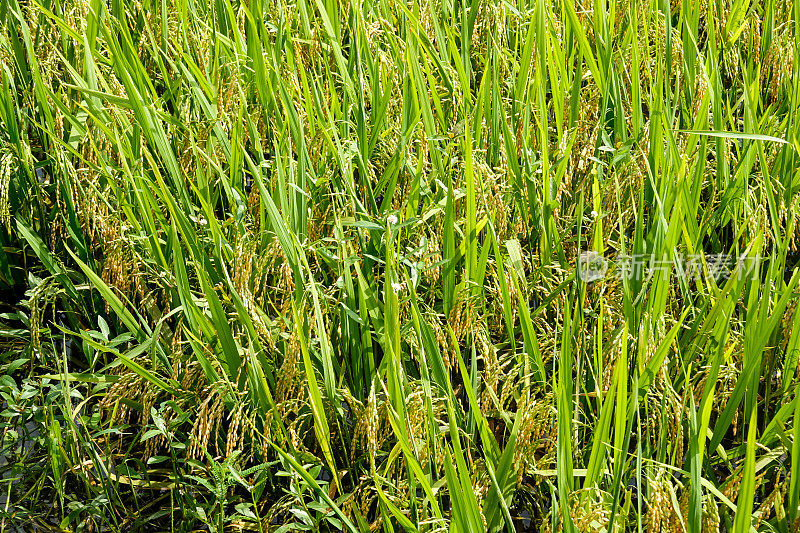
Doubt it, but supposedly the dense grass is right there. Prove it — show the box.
[1,0,800,530]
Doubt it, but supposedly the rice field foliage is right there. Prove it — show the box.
[1,0,800,530]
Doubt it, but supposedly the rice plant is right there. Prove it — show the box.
[1,0,800,531]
